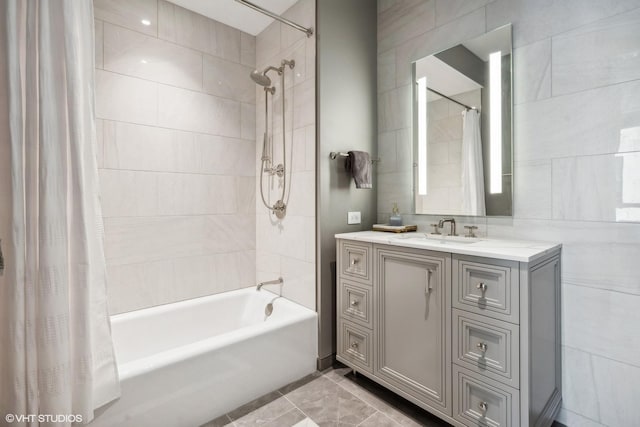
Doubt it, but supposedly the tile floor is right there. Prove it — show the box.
[202,366,568,427]
[201,366,451,427]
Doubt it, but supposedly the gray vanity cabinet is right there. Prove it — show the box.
[375,247,451,416]
[336,235,562,427]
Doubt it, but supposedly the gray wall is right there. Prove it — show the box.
[317,0,377,367]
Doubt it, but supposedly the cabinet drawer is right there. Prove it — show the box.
[339,240,372,285]
[454,365,519,427]
[453,256,519,324]
[453,309,520,389]
[339,280,372,329]
[337,320,373,373]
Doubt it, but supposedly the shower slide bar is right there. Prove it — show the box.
[329,152,380,163]
[235,0,314,37]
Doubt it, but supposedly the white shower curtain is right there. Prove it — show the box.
[0,1,120,425]
[461,109,486,216]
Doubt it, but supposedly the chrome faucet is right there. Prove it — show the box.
[257,277,283,291]
[437,218,457,236]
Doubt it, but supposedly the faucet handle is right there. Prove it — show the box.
[464,225,478,238]
[429,224,441,235]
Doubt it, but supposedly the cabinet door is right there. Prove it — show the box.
[375,246,451,415]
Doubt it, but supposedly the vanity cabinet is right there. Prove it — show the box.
[336,233,562,427]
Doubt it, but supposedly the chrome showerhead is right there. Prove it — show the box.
[250,69,272,87]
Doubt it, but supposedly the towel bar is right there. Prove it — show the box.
[329,152,380,163]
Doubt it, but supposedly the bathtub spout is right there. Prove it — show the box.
[257,277,283,291]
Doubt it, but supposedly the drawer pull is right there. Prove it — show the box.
[350,300,360,307]
[476,282,487,292]
[351,342,359,350]
[476,342,488,353]
[479,401,488,414]
[425,269,434,294]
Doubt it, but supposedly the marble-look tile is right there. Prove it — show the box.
[555,409,605,427]
[434,0,492,26]
[379,85,410,132]
[286,376,376,425]
[106,259,174,314]
[256,214,308,262]
[513,38,551,104]
[93,0,157,37]
[237,176,256,215]
[293,78,315,130]
[552,7,640,96]
[486,0,640,48]
[158,85,241,137]
[95,70,158,125]
[513,159,551,219]
[232,396,294,426]
[240,32,256,68]
[514,80,640,162]
[322,367,352,384]
[241,102,256,141]
[94,19,104,69]
[287,171,315,217]
[378,131,398,173]
[561,346,601,421]
[256,21,281,68]
[378,49,397,94]
[377,171,413,217]
[592,355,640,426]
[103,121,255,176]
[563,283,640,367]
[378,0,436,54]
[395,128,413,173]
[158,0,240,61]
[203,55,255,103]
[280,256,315,310]
[359,411,400,427]
[104,214,255,265]
[103,23,203,91]
[393,8,486,87]
[551,153,634,222]
[291,417,319,427]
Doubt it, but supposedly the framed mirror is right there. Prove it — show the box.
[412,24,512,216]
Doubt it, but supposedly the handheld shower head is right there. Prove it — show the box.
[250,69,272,87]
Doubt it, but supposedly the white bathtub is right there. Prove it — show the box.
[91,288,318,427]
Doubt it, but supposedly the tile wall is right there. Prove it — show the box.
[377,1,640,425]
[255,0,316,310]
[94,0,257,314]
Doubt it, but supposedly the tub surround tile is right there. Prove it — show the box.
[157,0,240,61]
[95,119,104,168]
[95,70,158,126]
[158,85,241,137]
[240,32,256,68]
[279,0,314,50]
[203,55,255,103]
[256,22,281,68]
[552,7,640,96]
[103,23,203,91]
[93,0,158,37]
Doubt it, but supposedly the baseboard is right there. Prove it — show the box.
[317,354,335,371]
[535,388,563,427]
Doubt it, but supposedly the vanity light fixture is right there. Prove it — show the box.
[489,51,502,194]
[417,76,428,195]
[141,19,151,26]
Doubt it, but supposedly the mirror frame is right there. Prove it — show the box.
[411,24,514,217]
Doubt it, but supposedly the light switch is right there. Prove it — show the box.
[348,211,361,224]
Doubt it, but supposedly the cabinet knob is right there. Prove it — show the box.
[479,401,488,414]
[476,342,488,353]
[351,342,359,350]
[476,282,487,292]
[350,300,359,307]
[351,258,359,266]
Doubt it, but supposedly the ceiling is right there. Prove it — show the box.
[166,0,299,36]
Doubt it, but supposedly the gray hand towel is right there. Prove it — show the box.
[345,151,372,189]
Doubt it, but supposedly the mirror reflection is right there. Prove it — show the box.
[412,25,512,216]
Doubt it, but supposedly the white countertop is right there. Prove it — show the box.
[335,231,561,263]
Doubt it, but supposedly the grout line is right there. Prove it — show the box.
[558,408,604,426]
[562,281,640,299]
[356,411,379,426]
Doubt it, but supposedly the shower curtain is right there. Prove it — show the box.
[461,109,486,216]
[0,1,120,425]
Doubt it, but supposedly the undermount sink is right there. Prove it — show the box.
[392,233,481,244]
